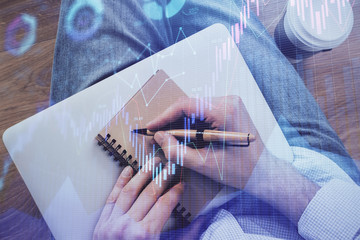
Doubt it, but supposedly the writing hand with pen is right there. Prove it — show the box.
[146,95,319,226]
[146,95,265,190]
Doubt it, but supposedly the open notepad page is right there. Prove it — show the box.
[3,23,293,239]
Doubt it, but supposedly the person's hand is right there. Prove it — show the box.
[147,96,320,226]
[93,158,184,240]
[146,96,265,189]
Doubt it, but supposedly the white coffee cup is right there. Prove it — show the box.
[283,0,353,52]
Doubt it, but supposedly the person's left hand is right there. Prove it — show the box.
[93,158,184,240]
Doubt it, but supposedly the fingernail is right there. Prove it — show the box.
[122,166,133,178]
[154,131,165,144]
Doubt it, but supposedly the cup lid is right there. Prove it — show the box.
[286,0,354,49]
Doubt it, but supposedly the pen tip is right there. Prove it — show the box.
[132,128,148,134]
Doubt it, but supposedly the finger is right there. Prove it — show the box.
[107,166,134,204]
[154,131,204,172]
[111,157,161,218]
[146,97,199,130]
[93,166,133,238]
[142,183,185,234]
[127,163,172,221]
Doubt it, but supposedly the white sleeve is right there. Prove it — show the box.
[291,146,355,187]
[298,179,360,240]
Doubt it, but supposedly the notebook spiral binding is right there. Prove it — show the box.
[95,133,193,224]
[95,133,138,172]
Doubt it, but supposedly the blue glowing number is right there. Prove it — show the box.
[143,0,186,20]
[65,0,104,41]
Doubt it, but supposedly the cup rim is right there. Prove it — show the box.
[285,0,353,50]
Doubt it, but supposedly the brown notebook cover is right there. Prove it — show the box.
[95,69,222,229]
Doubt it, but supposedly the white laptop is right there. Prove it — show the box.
[3,23,293,239]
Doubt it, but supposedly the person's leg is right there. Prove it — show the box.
[50,0,173,104]
[163,0,360,182]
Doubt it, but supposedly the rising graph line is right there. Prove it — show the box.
[238,2,287,39]
[108,27,196,75]
[116,71,185,106]
[83,27,195,78]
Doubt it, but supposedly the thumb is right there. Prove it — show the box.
[153,131,203,171]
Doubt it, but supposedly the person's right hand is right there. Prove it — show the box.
[147,96,321,226]
[146,96,266,189]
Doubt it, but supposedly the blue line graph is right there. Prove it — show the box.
[231,1,287,42]
[105,27,196,76]
[117,72,185,106]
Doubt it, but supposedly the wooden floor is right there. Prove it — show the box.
[0,0,60,238]
[0,0,359,238]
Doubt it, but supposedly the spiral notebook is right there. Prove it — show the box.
[95,69,222,228]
